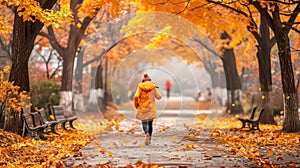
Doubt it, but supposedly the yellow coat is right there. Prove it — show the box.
[134,81,162,120]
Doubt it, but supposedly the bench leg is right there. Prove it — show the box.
[51,125,60,135]
[61,122,67,130]
[255,123,262,131]
[28,131,35,138]
[69,120,76,129]
[249,122,261,131]
[240,121,246,129]
[43,127,50,134]
[37,131,47,140]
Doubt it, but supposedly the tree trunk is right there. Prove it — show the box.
[95,65,104,111]
[257,46,275,124]
[252,0,300,133]
[203,60,227,107]
[267,4,300,132]
[221,44,243,114]
[3,110,23,134]
[9,15,35,92]
[6,13,41,134]
[75,48,84,94]
[255,15,276,124]
[276,33,300,132]
[60,46,76,116]
[74,48,84,113]
[59,0,93,115]
[87,66,99,112]
[222,54,243,114]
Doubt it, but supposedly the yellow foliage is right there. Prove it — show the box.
[145,26,171,49]
[0,66,31,113]
[0,0,72,33]
[0,16,12,34]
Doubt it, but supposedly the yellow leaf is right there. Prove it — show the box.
[99,148,105,154]
[189,133,195,138]
[94,141,100,146]
[49,115,55,120]
[107,151,113,156]
[267,150,273,156]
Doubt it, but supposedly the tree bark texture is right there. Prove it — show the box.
[75,48,84,94]
[96,65,104,111]
[277,33,300,132]
[252,0,300,133]
[271,4,300,132]
[256,16,276,124]
[6,0,58,134]
[222,48,243,114]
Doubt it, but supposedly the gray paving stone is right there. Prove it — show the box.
[68,118,258,167]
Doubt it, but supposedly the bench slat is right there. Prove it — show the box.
[22,113,47,140]
[50,105,77,130]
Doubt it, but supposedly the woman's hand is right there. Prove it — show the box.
[135,103,139,109]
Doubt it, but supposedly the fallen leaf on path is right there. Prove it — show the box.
[99,148,105,154]
[184,144,198,150]
[202,154,213,160]
[107,151,113,157]
[132,140,137,144]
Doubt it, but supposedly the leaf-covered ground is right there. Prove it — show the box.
[0,128,93,167]
[195,114,300,167]
[1,111,299,167]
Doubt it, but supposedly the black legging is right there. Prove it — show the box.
[142,119,153,137]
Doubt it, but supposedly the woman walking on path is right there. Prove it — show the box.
[134,73,162,145]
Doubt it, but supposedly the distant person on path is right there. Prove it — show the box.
[206,87,212,100]
[195,89,201,102]
[165,79,172,99]
[134,73,162,145]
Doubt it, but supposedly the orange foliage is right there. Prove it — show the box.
[0,129,93,167]
[195,114,300,167]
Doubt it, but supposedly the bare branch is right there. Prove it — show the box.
[192,35,221,59]
[286,3,300,33]
[40,26,65,56]
[206,0,249,17]
[264,0,300,5]
[290,26,300,33]
[173,0,190,15]
[49,60,62,79]
[291,47,300,52]
[252,1,276,32]
[189,3,210,12]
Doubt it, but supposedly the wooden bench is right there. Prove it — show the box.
[238,108,265,131]
[36,108,60,135]
[238,106,257,129]
[50,105,77,130]
[22,113,47,140]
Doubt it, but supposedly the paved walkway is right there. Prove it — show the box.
[65,116,258,167]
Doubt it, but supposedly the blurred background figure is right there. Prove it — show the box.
[206,87,212,101]
[165,79,172,99]
[194,89,201,102]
